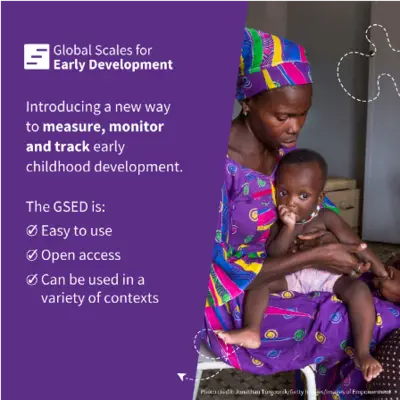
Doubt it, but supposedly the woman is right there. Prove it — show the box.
[203,27,400,399]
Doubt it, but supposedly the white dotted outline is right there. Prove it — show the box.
[184,369,223,382]
[337,24,400,102]
[182,329,242,382]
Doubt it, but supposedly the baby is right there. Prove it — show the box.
[218,149,400,382]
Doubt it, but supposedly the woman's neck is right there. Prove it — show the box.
[228,115,278,176]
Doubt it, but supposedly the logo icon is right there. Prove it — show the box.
[24,44,50,70]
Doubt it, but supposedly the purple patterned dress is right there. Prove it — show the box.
[204,155,400,399]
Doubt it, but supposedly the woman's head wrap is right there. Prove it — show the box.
[236,28,313,101]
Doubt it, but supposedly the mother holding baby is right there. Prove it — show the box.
[203,28,400,398]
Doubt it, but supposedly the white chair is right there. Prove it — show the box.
[193,343,317,400]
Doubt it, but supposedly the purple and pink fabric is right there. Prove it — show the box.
[236,27,313,101]
[204,27,400,399]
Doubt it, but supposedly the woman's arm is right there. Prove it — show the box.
[248,248,318,289]
[323,209,388,278]
[248,242,369,290]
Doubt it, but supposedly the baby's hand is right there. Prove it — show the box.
[278,205,297,227]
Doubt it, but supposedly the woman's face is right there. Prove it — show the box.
[244,84,313,150]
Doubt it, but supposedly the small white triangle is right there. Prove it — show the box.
[177,373,186,381]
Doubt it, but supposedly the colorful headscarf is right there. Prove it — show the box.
[236,27,313,100]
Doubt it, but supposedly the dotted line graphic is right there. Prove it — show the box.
[337,24,400,102]
[183,329,242,382]
[184,369,223,382]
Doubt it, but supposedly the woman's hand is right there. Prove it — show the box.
[295,230,338,251]
[290,231,369,276]
[256,237,369,286]
[310,242,371,276]
[287,230,337,254]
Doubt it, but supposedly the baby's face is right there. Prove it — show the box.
[373,266,400,303]
[276,162,324,221]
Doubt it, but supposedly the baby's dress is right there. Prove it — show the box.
[285,267,342,293]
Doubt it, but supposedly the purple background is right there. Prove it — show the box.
[2,3,247,400]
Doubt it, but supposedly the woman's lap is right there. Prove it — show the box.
[204,289,400,398]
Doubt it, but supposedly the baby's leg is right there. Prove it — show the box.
[334,276,383,382]
[216,279,287,349]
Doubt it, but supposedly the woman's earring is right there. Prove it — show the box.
[243,109,248,117]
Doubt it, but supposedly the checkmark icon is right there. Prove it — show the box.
[26,249,38,262]
[26,225,38,237]
[26,274,39,286]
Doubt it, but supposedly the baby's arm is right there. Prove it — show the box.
[266,206,297,257]
[323,209,388,278]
